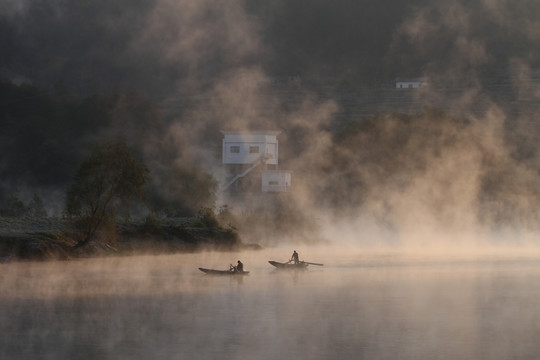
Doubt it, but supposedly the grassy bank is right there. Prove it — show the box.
[0,216,258,262]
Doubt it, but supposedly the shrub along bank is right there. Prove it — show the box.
[0,216,250,262]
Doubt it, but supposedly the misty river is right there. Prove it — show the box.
[1,247,540,360]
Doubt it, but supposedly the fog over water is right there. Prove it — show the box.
[1,247,540,360]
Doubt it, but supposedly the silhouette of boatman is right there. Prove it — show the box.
[291,250,299,264]
[236,260,244,272]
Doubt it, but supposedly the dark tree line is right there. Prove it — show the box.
[0,194,47,218]
[0,78,217,219]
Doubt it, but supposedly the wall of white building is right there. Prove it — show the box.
[261,170,291,192]
[222,131,280,165]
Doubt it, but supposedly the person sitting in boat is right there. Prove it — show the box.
[236,260,244,272]
[291,250,299,264]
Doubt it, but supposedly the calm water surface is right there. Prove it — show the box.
[1,248,540,360]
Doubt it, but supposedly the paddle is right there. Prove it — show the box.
[303,261,323,266]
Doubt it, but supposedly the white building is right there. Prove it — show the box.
[221,130,280,165]
[395,77,429,89]
[262,170,292,192]
[220,130,291,193]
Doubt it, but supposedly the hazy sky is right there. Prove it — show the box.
[2,0,540,92]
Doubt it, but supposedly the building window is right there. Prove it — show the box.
[230,146,240,153]
[249,146,259,154]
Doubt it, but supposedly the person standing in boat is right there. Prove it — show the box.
[236,260,244,272]
[291,250,299,264]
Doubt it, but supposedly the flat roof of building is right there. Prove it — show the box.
[221,130,281,136]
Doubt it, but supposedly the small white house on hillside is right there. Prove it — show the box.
[221,130,280,165]
[220,130,291,193]
[395,77,429,89]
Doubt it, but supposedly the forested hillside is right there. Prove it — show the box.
[3,0,540,239]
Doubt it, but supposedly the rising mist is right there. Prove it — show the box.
[2,0,540,247]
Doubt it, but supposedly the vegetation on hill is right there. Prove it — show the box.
[0,123,242,262]
[3,0,540,250]
[0,215,244,262]
[65,140,150,248]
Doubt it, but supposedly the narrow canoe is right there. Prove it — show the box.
[199,267,249,275]
[268,261,309,269]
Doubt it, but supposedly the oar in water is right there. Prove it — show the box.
[303,261,323,266]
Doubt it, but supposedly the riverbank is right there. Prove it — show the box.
[0,216,260,262]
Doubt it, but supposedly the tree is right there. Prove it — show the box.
[65,140,150,248]
[146,165,217,217]
[0,195,26,217]
[27,194,47,218]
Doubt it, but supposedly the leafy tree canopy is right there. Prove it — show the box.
[65,139,150,247]
[147,165,218,217]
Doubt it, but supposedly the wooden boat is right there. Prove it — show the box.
[268,260,310,269]
[198,267,249,275]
